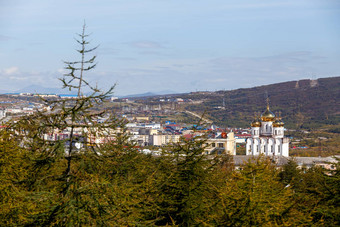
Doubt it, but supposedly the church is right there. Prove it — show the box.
[246,100,289,157]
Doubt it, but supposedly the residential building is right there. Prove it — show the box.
[205,131,236,155]
[149,134,181,146]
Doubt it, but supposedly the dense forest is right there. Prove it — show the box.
[1,128,340,226]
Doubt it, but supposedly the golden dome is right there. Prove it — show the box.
[261,105,275,122]
[251,119,261,127]
[273,112,284,127]
[273,118,281,127]
[279,119,285,127]
[251,113,261,127]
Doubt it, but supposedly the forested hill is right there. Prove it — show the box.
[183,76,340,129]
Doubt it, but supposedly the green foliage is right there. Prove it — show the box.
[293,164,340,225]
[153,136,219,226]
[3,23,127,226]
[214,156,308,226]
[0,131,32,226]
[279,159,301,185]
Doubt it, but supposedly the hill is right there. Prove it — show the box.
[187,76,340,128]
[12,85,77,95]
[141,76,340,129]
[120,90,177,98]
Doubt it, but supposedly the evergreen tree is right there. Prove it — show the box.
[214,156,308,226]
[279,158,301,186]
[7,23,135,225]
[0,130,32,226]
[292,164,340,225]
[153,134,221,226]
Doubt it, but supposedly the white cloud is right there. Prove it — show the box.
[3,66,19,75]
[9,76,27,81]
[57,68,66,74]
[205,51,340,89]
[0,68,61,92]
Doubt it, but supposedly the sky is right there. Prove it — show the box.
[0,0,339,96]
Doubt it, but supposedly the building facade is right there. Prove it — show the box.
[149,134,181,146]
[246,102,289,157]
[205,132,236,155]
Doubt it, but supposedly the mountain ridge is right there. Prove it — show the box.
[138,76,340,129]
[0,85,177,98]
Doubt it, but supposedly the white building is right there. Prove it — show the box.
[149,134,181,146]
[246,102,289,157]
[0,109,6,119]
[205,131,236,155]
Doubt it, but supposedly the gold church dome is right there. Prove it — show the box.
[251,113,261,127]
[273,118,281,127]
[261,105,275,122]
[279,119,285,127]
[251,119,261,127]
[273,112,284,127]
[273,119,285,127]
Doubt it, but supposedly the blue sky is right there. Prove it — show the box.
[0,0,339,95]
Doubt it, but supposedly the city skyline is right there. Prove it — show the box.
[1,0,339,96]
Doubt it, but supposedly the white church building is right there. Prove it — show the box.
[246,101,289,157]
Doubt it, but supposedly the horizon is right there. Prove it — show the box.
[1,75,336,97]
[1,0,340,96]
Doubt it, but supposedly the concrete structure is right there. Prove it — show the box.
[138,128,159,136]
[205,132,236,155]
[126,123,161,129]
[135,116,149,122]
[149,134,181,146]
[134,134,150,146]
[294,156,339,170]
[246,101,289,157]
[0,109,6,119]
[232,155,339,171]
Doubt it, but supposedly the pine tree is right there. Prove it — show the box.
[292,164,340,225]
[279,158,301,186]
[214,156,308,226]
[7,23,136,225]
[0,130,33,226]
[153,134,221,226]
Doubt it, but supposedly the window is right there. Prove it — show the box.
[212,143,215,147]
[218,143,224,148]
